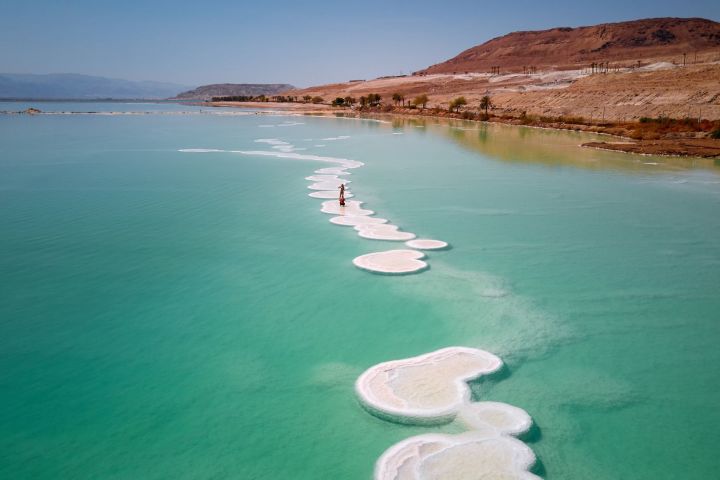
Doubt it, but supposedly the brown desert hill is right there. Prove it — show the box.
[283,17,720,122]
[418,17,720,74]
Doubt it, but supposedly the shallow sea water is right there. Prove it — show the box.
[1,103,719,479]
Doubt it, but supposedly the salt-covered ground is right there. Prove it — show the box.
[309,190,354,199]
[355,224,416,241]
[405,239,449,250]
[375,430,539,480]
[330,216,388,226]
[321,199,374,216]
[352,250,428,275]
[357,347,537,480]
[355,347,502,423]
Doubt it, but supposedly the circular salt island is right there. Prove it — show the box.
[405,238,449,250]
[330,216,387,226]
[356,224,416,241]
[457,401,533,436]
[375,431,538,480]
[353,249,427,275]
[308,190,354,199]
[321,200,374,216]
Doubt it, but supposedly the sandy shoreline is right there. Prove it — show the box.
[205,101,720,158]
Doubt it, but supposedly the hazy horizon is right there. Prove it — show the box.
[1,0,718,88]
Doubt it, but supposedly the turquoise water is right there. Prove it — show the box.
[1,105,719,479]
[0,100,242,113]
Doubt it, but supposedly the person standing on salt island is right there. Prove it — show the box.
[339,183,346,206]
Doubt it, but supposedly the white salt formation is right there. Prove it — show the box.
[355,224,416,241]
[355,347,502,423]
[235,150,364,169]
[182,135,447,278]
[374,430,539,480]
[315,167,350,175]
[329,216,388,227]
[405,239,449,250]
[457,402,533,436]
[321,200,374,216]
[308,181,348,191]
[305,174,350,183]
[352,249,428,275]
[308,191,354,199]
[358,348,538,480]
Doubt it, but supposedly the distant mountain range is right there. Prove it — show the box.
[0,73,192,100]
[173,83,295,100]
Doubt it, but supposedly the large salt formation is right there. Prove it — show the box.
[353,250,428,275]
[355,347,503,424]
[374,430,539,480]
[356,347,539,480]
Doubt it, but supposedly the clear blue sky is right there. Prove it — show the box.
[1,0,718,87]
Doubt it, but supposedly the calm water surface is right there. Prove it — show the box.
[1,103,718,479]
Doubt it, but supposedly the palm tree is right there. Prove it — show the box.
[302,95,312,103]
[392,93,402,106]
[480,95,492,116]
[367,93,381,106]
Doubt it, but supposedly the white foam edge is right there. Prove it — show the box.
[329,216,388,226]
[355,224,416,241]
[355,347,503,423]
[309,190,354,199]
[352,249,428,276]
[405,239,449,250]
[321,200,374,216]
[374,430,538,480]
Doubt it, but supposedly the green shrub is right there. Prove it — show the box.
[711,129,720,139]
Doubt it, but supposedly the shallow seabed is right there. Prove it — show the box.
[1,104,719,479]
